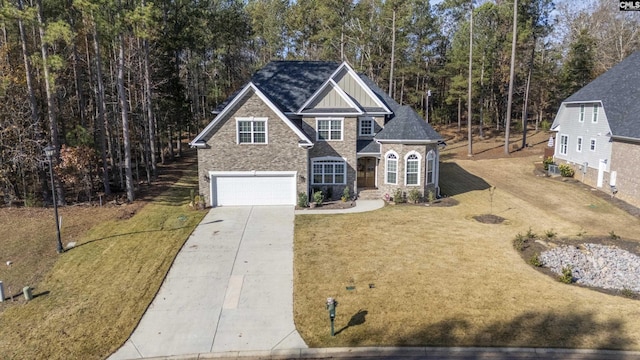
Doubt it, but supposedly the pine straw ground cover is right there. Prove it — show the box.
[0,156,206,359]
[293,154,640,350]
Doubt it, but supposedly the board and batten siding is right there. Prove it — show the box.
[554,102,612,173]
[309,86,352,109]
[333,67,378,108]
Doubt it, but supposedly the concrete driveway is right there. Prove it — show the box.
[109,206,307,359]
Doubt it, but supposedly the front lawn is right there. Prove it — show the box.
[293,155,640,350]
[0,156,206,359]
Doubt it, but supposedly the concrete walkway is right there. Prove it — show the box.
[109,206,306,359]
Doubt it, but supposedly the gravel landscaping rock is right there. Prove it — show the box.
[540,243,640,292]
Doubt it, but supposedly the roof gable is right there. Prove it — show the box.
[190,83,312,146]
[301,80,363,114]
[563,51,640,139]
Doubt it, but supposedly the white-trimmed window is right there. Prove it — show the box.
[385,151,398,184]
[312,158,346,185]
[405,152,421,186]
[237,117,267,144]
[426,150,436,184]
[317,118,343,141]
[592,104,599,123]
[590,138,596,151]
[576,136,583,152]
[559,134,568,155]
[359,117,375,136]
[579,104,585,122]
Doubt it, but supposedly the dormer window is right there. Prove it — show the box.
[359,117,375,136]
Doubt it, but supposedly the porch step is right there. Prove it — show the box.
[357,189,382,200]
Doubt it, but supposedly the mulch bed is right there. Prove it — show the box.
[473,214,506,224]
[296,200,356,211]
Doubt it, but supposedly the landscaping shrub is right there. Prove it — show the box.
[298,192,309,208]
[558,164,575,177]
[427,190,435,203]
[513,233,527,251]
[393,188,405,203]
[545,229,557,239]
[621,288,636,299]
[559,265,573,284]
[408,189,421,204]
[526,227,537,240]
[341,187,350,202]
[529,253,542,267]
[543,156,554,171]
[313,191,324,204]
[609,230,620,240]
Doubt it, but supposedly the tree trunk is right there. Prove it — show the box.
[388,9,395,97]
[467,3,473,157]
[521,42,534,150]
[92,26,111,195]
[479,52,485,139]
[457,97,461,132]
[504,0,517,155]
[17,0,39,130]
[117,31,135,202]
[36,0,65,205]
[144,35,157,178]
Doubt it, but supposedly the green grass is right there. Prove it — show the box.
[0,172,206,359]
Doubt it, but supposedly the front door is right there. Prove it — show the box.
[357,158,376,188]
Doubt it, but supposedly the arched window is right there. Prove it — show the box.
[385,152,398,184]
[426,150,436,184]
[405,152,421,186]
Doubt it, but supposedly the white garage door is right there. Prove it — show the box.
[210,171,296,206]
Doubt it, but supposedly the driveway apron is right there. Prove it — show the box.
[109,206,307,359]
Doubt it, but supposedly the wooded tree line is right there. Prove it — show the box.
[0,0,638,205]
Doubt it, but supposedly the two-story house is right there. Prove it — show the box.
[190,61,443,207]
[551,51,640,208]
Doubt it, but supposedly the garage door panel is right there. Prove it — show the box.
[211,173,295,206]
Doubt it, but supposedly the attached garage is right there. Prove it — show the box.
[209,171,297,206]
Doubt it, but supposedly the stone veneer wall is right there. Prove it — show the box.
[376,143,439,201]
[197,91,308,206]
[610,139,640,208]
[301,116,358,200]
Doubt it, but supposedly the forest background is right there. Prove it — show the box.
[0,0,637,205]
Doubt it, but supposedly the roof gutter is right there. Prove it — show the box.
[375,139,442,145]
[189,140,207,148]
[611,135,640,143]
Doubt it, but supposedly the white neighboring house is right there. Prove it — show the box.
[551,51,640,208]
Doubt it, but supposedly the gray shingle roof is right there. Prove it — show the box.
[564,51,640,139]
[251,61,341,113]
[375,105,443,142]
[359,74,442,142]
[356,140,380,154]
[359,75,401,112]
